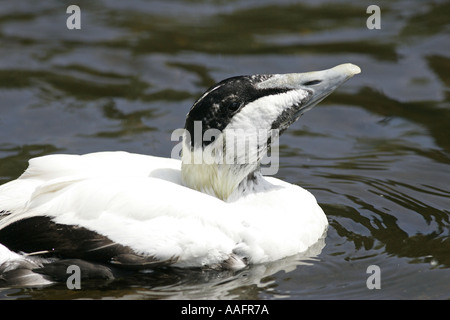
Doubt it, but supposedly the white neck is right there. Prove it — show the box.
[180,138,269,201]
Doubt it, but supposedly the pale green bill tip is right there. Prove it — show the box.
[338,63,361,76]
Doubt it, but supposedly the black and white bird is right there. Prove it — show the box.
[0,63,360,286]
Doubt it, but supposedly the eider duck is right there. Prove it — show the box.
[0,63,360,285]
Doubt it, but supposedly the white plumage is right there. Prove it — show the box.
[0,63,360,284]
[1,151,327,268]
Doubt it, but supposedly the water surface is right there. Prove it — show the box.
[0,0,449,299]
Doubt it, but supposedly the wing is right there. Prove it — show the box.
[0,152,187,269]
[0,151,232,269]
[0,215,177,269]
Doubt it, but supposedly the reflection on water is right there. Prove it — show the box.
[1,237,326,300]
[0,0,449,299]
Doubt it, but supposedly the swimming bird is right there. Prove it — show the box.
[0,63,360,284]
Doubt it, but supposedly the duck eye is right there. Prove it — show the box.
[229,101,241,111]
[303,80,322,86]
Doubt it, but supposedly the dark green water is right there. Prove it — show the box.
[0,0,449,299]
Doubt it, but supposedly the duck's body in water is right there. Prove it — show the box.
[0,63,360,286]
